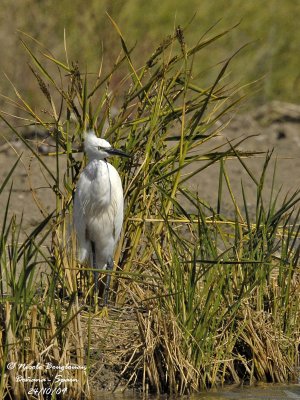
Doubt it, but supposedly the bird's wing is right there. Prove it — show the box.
[73,171,92,262]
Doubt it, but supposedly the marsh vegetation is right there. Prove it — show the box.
[0,20,300,399]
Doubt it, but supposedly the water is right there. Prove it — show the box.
[190,385,300,399]
[95,384,300,400]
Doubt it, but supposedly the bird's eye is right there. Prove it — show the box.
[98,146,102,151]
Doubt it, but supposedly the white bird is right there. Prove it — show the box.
[73,130,129,305]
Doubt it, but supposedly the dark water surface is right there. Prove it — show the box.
[95,384,300,399]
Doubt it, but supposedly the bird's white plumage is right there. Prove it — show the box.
[73,131,124,270]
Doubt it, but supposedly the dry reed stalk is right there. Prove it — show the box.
[5,302,24,399]
[238,306,296,382]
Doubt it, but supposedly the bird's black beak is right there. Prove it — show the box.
[107,148,131,158]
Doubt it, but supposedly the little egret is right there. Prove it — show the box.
[73,130,129,305]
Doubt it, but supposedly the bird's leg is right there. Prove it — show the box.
[103,256,113,306]
[91,241,98,298]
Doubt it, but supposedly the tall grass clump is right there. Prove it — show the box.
[0,20,299,398]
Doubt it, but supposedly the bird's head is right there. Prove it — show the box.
[84,130,130,161]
